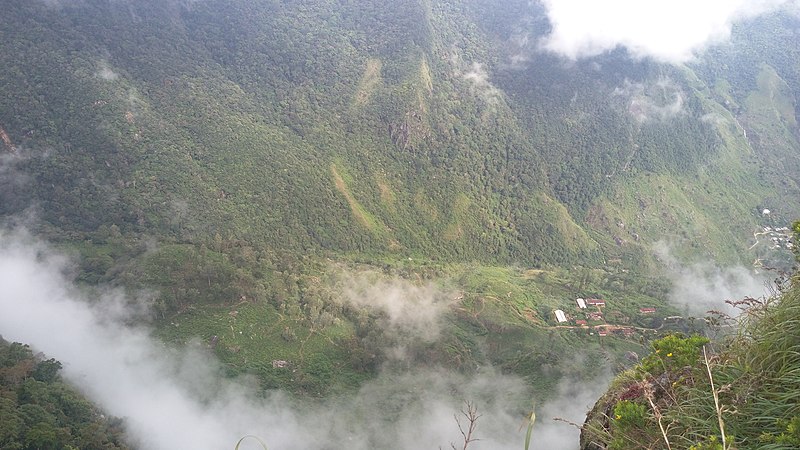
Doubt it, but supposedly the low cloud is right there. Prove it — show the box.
[338,271,455,342]
[1,229,610,449]
[529,370,614,450]
[654,242,771,316]
[613,78,684,122]
[96,61,119,81]
[462,62,503,103]
[0,151,25,179]
[450,53,504,106]
[507,31,534,69]
[0,149,34,219]
[329,369,532,449]
[539,0,796,63]
[700,112,727,125]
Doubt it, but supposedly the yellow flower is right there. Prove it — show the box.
[615,415,621,420]
[667,352,673,357]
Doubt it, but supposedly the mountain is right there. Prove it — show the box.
[2,0,798,270]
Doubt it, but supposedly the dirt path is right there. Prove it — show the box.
[749,231,769,250]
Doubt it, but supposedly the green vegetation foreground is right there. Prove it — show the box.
[582,262,800,449]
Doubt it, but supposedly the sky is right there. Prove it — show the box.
[539,0,799,63]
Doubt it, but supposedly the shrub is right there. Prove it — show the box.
[638,334,709,375]
[613,400,648,430]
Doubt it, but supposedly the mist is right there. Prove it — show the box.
[450,50,505,106]
[612,78,684,122]
[539,0,797,63]
[96,61,119,81]
[337,271,456,342]
[0,229,600,449]
[461,62,503,104]
[654,242,772,316]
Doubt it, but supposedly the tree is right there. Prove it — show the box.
[32,359,62,383]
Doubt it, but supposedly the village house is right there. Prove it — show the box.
[587,312,604,321]
[623,328,635,337]
[586,298,605,307]
[554,309,568,323]
[576,298,587,309]
[639,307,656,314]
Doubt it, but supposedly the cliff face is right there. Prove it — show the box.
[580,387,614,450]
[0,126,16,153]
[579,367,694,449]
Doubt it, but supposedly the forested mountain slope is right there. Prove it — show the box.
[0,339,129,449]
[2,0,798,270]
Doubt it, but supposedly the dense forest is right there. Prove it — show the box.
[2,0,798,271]
[0,339,129,449]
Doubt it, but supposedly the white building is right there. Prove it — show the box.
[576,298,587,309]
[554,310,567,323]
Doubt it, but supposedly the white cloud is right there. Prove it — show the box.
[612,77,684,122]
[531,372,613,450]
[653,242,771,316]
[507,31,534,68]
[463,62,504,104]
[2,230,601,449]
[339,271,455,342]
[700,112,727,125]
[450,51,505,105]
[539,0,795,63]
[96,61,119,81]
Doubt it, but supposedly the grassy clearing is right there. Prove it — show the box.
[352,58,383,107]
[593,168,762,265]
[331,163,392,240]
[155,299,369,396]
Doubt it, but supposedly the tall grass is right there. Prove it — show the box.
[588,277,800,449]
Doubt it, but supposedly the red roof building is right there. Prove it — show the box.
[586,298,606,307]
[623,328,635,337]
[639,307,656,314]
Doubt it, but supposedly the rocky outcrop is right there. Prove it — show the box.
[0,126,16,153]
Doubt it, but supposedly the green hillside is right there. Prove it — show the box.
[2,0,797,268]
